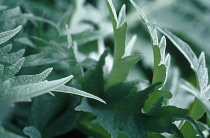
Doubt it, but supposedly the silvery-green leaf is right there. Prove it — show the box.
[106,0,118,29]
[0,49,25,65]
[0,25,22,45]
[0,126,25,138]
[0,44,12,54]
[11,68,53,86]
[0,5,7,11]
[15,37,36,48]
[1,75,73,102]
[122,35,137,58]
[157,24,210,137]
[3,58,25,78]
[54,85,106,104]
[197,52,208,93]
[23,126,41,138]
[0,7,21,21]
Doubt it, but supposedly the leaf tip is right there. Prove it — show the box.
[17,25,22,31]
[47,67,53,73]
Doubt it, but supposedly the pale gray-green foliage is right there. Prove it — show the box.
[0,25,22,44]
[143,0,210,60]
[106,0,141,88]
[15,37,36,48]
[130,0,170,84]
[1,58,24,80]
[159,36,170,68]
[0,26,106,104]
[1,67,73,102]
[0,23,105,137]
[0,7,27,30]
[0,7,22,22]
[157,26,210,118]
[0,6,7,11]
[130,0,171,111]
[23,53,61,67]
[0,44,25,64]
[62,0,111,35]
[12,68,52,86]
[157,26,198,70]
[0,58,105,103]
[0,6,60,34]
[23,126,41,138]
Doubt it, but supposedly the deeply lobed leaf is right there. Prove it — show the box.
[130,0,172,112]
[106,0,141,88]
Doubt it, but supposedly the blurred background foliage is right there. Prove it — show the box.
[1,0,210,137]
[2,0,209,79]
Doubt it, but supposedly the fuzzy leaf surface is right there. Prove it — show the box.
[0,25,22,45]
[130,0,171,111]
[106,0,141,88]
[156,25,208,137]
[29,93,78,137]
[0,44,25,65]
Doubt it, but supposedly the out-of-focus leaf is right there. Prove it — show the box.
[0,126,25,138]
[72,30,103,46]
[30,93,78,137]
[54,85,106,104]
[1,75,73,102]
[11,68,52,86]
[23,126,41,138]
[0,44,25,65]
[0,7,27,31]
[15,37,36,48]
[22,14,61,34]
[0,55,105,104]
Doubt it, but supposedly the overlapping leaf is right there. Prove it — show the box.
[130,0,172,111]
[106,0,141,88]
[0,44,25,65]
[0,0,208,138]
[72,4,203,135]
[0,58,105,103]
[156,25,209,137]
[76,82,203,138]
[0,7,26,31]
[0,25,105,104]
